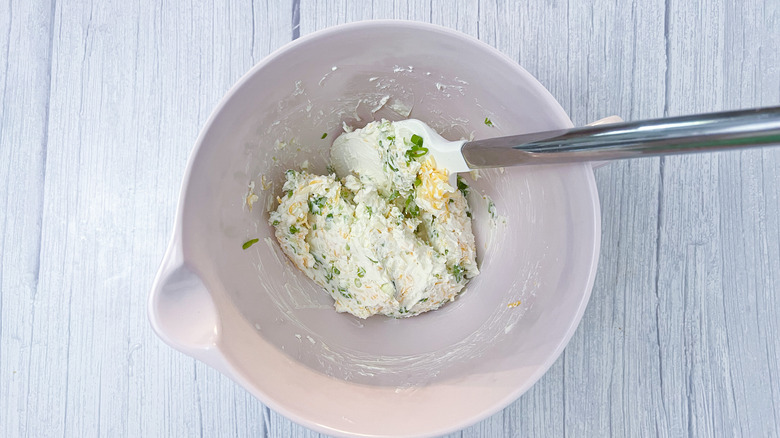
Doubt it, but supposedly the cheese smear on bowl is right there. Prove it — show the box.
[269,120,479,318]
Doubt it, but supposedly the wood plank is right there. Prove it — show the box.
[0,1,55,436]
[299,0,432,32]
[658,0,780,436]
[17,0,288,436]
[465,0,669,436]
[555,0,669,435]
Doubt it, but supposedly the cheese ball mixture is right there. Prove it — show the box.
[269,120,479,318]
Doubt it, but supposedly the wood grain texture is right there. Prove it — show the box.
[1,0,778,437]
[1,0,290,436]
[656,0,780,436]
[0,1,56,436]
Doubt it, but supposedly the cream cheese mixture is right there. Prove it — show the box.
[269,120,479,318]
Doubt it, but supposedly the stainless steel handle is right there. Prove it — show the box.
[461,106,780,168]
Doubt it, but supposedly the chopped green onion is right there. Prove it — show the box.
[457,176,469,197]
[487,200,497,219]
[338,287,352,299]
[308,195,327,215]
[405,144,429,161]
[404,195,420,217]
[387,159,398,172]
[484,117,494,127]
[242,238,259,250]
[321,132,328,139]
[357,267,366,277]
[450,264,465,282]
[289,225,299,234]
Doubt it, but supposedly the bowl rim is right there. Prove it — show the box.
[150,19,601,438]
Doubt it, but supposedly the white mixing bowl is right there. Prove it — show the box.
[150,20,601,437]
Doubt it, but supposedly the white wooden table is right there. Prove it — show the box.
[2,1,778,436]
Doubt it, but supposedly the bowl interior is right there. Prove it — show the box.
[178,21,599,436]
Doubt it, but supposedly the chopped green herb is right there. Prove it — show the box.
[484,117,494,127]
[405,142,429,161]
[354,278,362,288]
[321,132,328,139]
[356,267,366,277]
[340,187,354,202]
[466,211,472,218]
[345,243,350,251]
[410,134,423,147]
[326,213,334,220]
[285,169,297,179]
[387,159,399,172]
[286,189,294,198]
[312,223,317,230]
[338,287,352,299]
[289,225,299,234]
[388,190,401,201]
[414,176,422,187]
[365,206,373,216]
[404,195,420,218]
[457,176,469,197]
[450,264,465,282]
[367,257,379,264]
[242,238,259,250]
[272,220,280,226]
[332,266,340,275]
[308,195,327,215]
[326,164,336,175]
[419,297,428,303]
[487,199,497,219]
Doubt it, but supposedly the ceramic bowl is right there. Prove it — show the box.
[150,20,601,437]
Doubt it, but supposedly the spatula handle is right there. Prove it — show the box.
[461,107,780,167]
